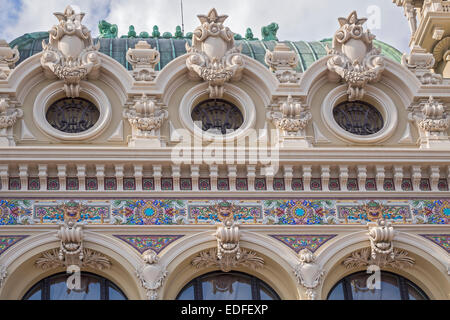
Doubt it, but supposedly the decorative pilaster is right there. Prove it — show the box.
[267,95,312,147]
[153,165,162,191]
[123,94,168,147]
[339,165,348,192]
[303,165,312,192]
[321,166,330,192]
[327,11,385,101]
[228,165,237,191]
[429,166,440,191]
[126,41,160,81]
[191,165,199,191]
[284,165,293,192]
[115,164,124,191]
[134,165,143,191]
[172,165,180,191]
[412,165,422,191]
[210,165,218,191]
[394,165,403,191]
[0,165,8,191]
[96,164,105,191]
[409,97,450,149]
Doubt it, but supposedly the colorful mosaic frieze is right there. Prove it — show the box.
[188,201,263,224]
[0,199,449,225]
[264,200,334,225]
[420,234,450,253]
[0,235,28,256]
[112,199,187,225]
[114,235,183,254]
[270,235,337,253]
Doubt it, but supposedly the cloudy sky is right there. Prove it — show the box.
[1,0,411,53]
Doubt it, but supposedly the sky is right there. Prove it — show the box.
[0,0,411,53]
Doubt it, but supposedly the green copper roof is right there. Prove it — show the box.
[9,32,402,72]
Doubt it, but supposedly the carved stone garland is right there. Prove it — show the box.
[0,97,23,147]
[192,220,264,272]
[327,11,385,101]
[293,249,324,300]
[136,249,168,300]
[267,95,312,147]
[343,219,415,270]
[123,94,168,147]
[0,39,19,80]
[409,96,450,149]
[264,43,301,83]
[185,8,244,99]
[41,5,101,98]
[126,40,160,81]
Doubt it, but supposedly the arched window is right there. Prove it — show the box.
[327,271,428,300]
[23,272,127,300]
[176,271,280,300]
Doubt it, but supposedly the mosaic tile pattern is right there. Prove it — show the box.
[47,178,59,190]
[273,178,285,191]
[310,178,322,191]
[199,178,211,191]
[66,177,79,190]
[383,178,395,191]
[114,235,183,254]
[270,234,337,253]
[420,179,431,191]
[28,177,40,190]
[438,179,449,191]
[255,178,266,191]
[292,178,303,191]
[105,177,117,191]
[329,178,340,191]
[236,178,248,191]
[365,178,377,191]
[142,178,154,190]
[401,179,413,191]
[161,178,173,191]
[420,234,450,253]
[347,179,358,191]
[1,198,449,225]
[0,235,28,256]
[86,177,98,190]
[217,178,229,191]
[9,177,20,190]
[123,178,136,190]
[180,178,192,190]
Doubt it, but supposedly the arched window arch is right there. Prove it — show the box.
[176,271,280,300]
[23,272,127,300]
[327,271,428,300]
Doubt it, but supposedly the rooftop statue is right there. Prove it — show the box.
[152,25,160,38]
[98,20,118,38]
[139,31,150,38]
[127,25,137,38]
[174,26,184,39]
[245,28,258,41]
[262,23,279,41]
[162,32,172,39]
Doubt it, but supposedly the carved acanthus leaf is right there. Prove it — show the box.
[35,248,111,270]
[192,248,264,273]
[343,247,415,270]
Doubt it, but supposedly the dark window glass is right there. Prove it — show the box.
[333,101,384,135]
[327,271,428,300]
[176,271,280,300]
[46,98,100,133]
[22,272,127,300]
[191,99,244,135]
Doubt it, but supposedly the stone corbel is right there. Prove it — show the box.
[0,39,19,80]
[368,219,395,260]
[267,95,311,147]
[123,94,168,147]
[293,249,324,300]
[264,42,301,83]
[126,40,160,81]
[0,97,23,147]
[136,249,168,300]
[40,5,101,98]
[216,219,241,263]
[185,8,245,98]
[409,96,450,149]
[326,11,385,101]
[57,220,84,266]
[402,45,442,84]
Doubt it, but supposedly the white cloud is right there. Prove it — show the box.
[0,0,411,53]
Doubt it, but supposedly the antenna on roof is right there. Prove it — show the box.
[180,0,185,34]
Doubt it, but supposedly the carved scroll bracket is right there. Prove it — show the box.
[327,11,385,101]
[136,249,168,300]
[0,96,23,146]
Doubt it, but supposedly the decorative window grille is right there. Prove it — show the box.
[333,101,384,136]
[46,98,100,133]
[191,99,244,135]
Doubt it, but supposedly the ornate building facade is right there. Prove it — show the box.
[0,3,449,300]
